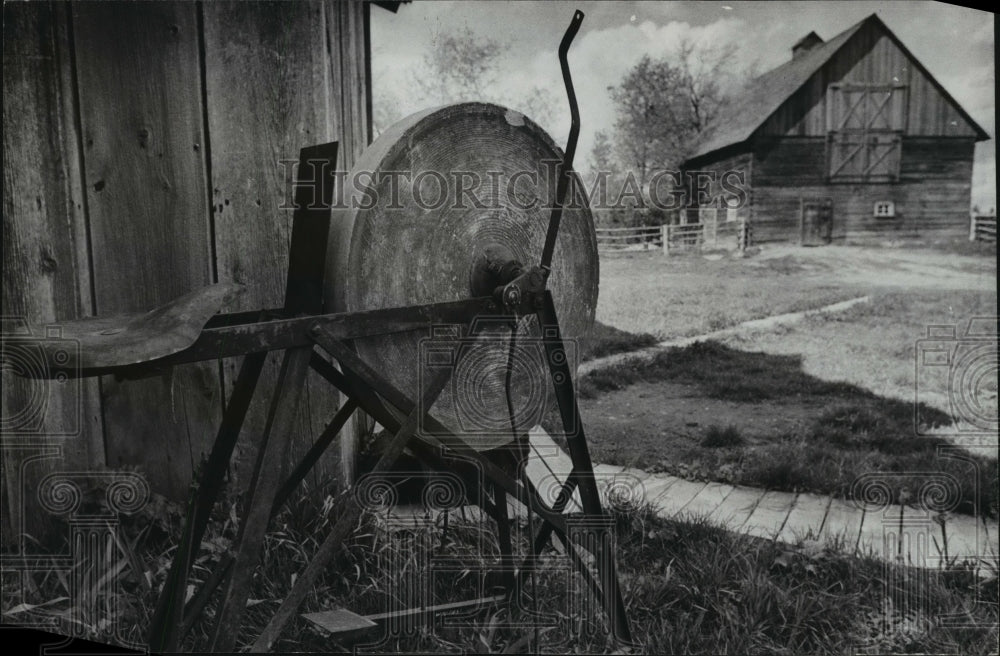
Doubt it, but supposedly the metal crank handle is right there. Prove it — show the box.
[539,9,584,272]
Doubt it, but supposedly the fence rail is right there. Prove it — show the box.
[971,214,997,243]
[597,210,750,255]
[595,226,662,251]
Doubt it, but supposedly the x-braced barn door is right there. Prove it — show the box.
[826,84,907,183]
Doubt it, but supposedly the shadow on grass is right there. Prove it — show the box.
[573,341,998,518]
[577,321,658,362]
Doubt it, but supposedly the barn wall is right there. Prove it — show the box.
[2,1,105,543]
[759,20,980,139]
[748,136,975,243]
[2,1,371,538]
[687,151,753,224]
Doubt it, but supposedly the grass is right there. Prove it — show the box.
[862,236,998,258]
[596,251,862,340]
[719,289,998,416]
[577,340,874,402]
[577,320,658,362]
[702,424,744,448]
[4,484,997,655]
[569,340,998,518]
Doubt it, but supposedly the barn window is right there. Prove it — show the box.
[873,200,895,218]
[826,84,907,183]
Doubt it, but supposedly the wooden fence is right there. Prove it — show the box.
[2,1,371,539]
[970,214,997,243]
[595,225,663,251]
[597,208,750,255]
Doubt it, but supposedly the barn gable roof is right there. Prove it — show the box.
[686,13,989,163]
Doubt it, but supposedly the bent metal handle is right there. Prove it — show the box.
[540,9,584,271]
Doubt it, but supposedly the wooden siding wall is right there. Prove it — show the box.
[759,20,980,138]
[750,137,975,243]
[688,152,753,223]
[2,1,370,539]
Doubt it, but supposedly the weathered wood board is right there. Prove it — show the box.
[203,1,343,491]
[71,2,220,500]
[2,2,104,541]
[2,0,372,513]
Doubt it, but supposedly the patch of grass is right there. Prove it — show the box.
[579,341,877,403]
[731,289,997,415]
[7,489,997,655]
[757,254,811,275]
[577,341,998,517]
[621,507,999,655]
[901,237,998,258]
[577,320,658,362]
[596,251,862,340]
[701,424,744,448]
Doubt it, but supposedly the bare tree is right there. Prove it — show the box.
[609,42,744,186]
[518,85,558,130]
[675,38,740,135]
[372,28,508,137]
[416,27,507,105]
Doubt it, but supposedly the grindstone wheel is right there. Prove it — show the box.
[324,102,598,450]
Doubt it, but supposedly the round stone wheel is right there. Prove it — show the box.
[324,102,598,450]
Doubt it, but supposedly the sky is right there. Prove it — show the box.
[372,1,995,211]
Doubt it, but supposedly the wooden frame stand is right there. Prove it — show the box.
[129,141,633,652]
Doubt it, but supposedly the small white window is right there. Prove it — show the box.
[874,200,895,218]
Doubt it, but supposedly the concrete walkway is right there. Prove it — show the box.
[520,428,999,572]
[579,295,871,376]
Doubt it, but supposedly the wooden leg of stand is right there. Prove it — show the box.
[147,352,266,653]
[208,346,313,652]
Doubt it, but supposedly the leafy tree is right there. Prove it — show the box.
[587,130,627,226]
[610,55,688,189]
[589,129,616,174]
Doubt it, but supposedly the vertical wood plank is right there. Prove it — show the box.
[329,0,372,167]
[2,1,104,542]
[327,0,374,490]
[71,1,220,500]
[203,1,342,492]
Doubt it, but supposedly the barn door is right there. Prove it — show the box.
[826,85,906,183]
[800,198,833,246]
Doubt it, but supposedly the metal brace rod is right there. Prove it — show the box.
[209,346,313,652]
[250,329,455,652]
[540,9,584,270]
[146,350,266,653]
[300,327,625,644]
[176,397,359,638]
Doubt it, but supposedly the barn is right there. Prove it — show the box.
[682,13,990,246]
